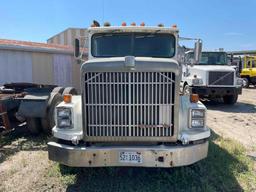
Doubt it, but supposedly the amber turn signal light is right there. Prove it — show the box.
[190,94,199,103]
[63,94,72,103]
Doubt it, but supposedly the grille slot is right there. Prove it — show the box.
[83,72,175,141]
[208,71,234,86]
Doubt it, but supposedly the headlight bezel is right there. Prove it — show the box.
[189,109,206,129]
[192,78,203,86]
[56,107,73,129]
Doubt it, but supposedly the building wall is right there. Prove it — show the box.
[53,54,72,87]
[47,28,88,47]
[0,49,81,92]
[32,52,53,85]
[0,50,33,84]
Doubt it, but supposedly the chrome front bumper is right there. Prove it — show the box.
[48,141,208,168]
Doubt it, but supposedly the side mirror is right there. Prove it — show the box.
[194,39,202,64]
[74,38,81,59]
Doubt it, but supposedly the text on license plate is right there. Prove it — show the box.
[119,152,143,163]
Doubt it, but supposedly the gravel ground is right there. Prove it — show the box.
[206,88,256,150]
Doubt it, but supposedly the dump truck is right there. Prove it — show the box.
[182,51,243,104]
[48,22,210,168]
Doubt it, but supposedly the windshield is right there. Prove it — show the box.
[187,52,227,65]
[91,33,176,58]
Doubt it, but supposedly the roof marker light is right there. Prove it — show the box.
[122,22,127,26]
[131,22,136,26]
[172,24,177,28]
[92,20,100,27]
[140,22,145,26]
[104,22,111,26]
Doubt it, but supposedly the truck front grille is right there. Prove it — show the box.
[83,72,175,142]
[208,71,234,86]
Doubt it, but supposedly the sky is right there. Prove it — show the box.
[0,0,255,51]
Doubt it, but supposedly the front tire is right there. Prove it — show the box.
[62,87,78,95]
[183,84,190,95]
[26,118,42,135]
[41,93,63,134]
[223,94,238,105]
[242,78,250,88]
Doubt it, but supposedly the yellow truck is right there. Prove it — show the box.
[240,56,256,87]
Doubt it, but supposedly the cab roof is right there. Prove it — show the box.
[88,26,179,34]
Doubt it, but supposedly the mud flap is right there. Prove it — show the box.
[17,95,49,118]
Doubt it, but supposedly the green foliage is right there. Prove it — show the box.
[47,163,77,186]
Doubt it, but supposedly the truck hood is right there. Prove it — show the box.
[190,65,235,72]
[82,57,180,74]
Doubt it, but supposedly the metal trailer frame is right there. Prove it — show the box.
[0,83,61,135]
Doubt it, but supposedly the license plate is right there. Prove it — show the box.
[119,152,143,163]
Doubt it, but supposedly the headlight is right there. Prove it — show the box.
[57,108,71,117]
[190,109,205,128]
[192,78,203,85]
[56,107,73,128]
[191,109,205,118]
[236,78,243,86]
[58,118,72,127]
[191,119,204,128]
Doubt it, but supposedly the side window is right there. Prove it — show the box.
[200,56,208,64]
[247,61,250,67]
[252,60,256,68]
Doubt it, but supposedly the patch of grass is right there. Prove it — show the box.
[50,132,256,192]
[0,126,48,163]
[47,163,77,186]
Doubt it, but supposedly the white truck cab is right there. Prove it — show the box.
[182,51,243,104]
[48,23,210,168]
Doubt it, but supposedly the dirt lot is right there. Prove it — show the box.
[206,88,256,150]
[0,88,256,192]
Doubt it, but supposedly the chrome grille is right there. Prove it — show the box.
[208,71,234,86]
[83,72,175,141]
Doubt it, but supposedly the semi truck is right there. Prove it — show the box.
[48,22,210,168]
[181,51,243,104]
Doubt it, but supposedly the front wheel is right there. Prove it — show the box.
[41,93,63,134]
[242,78,250,88]
[223,94,238,105]
[183,84,191,95]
